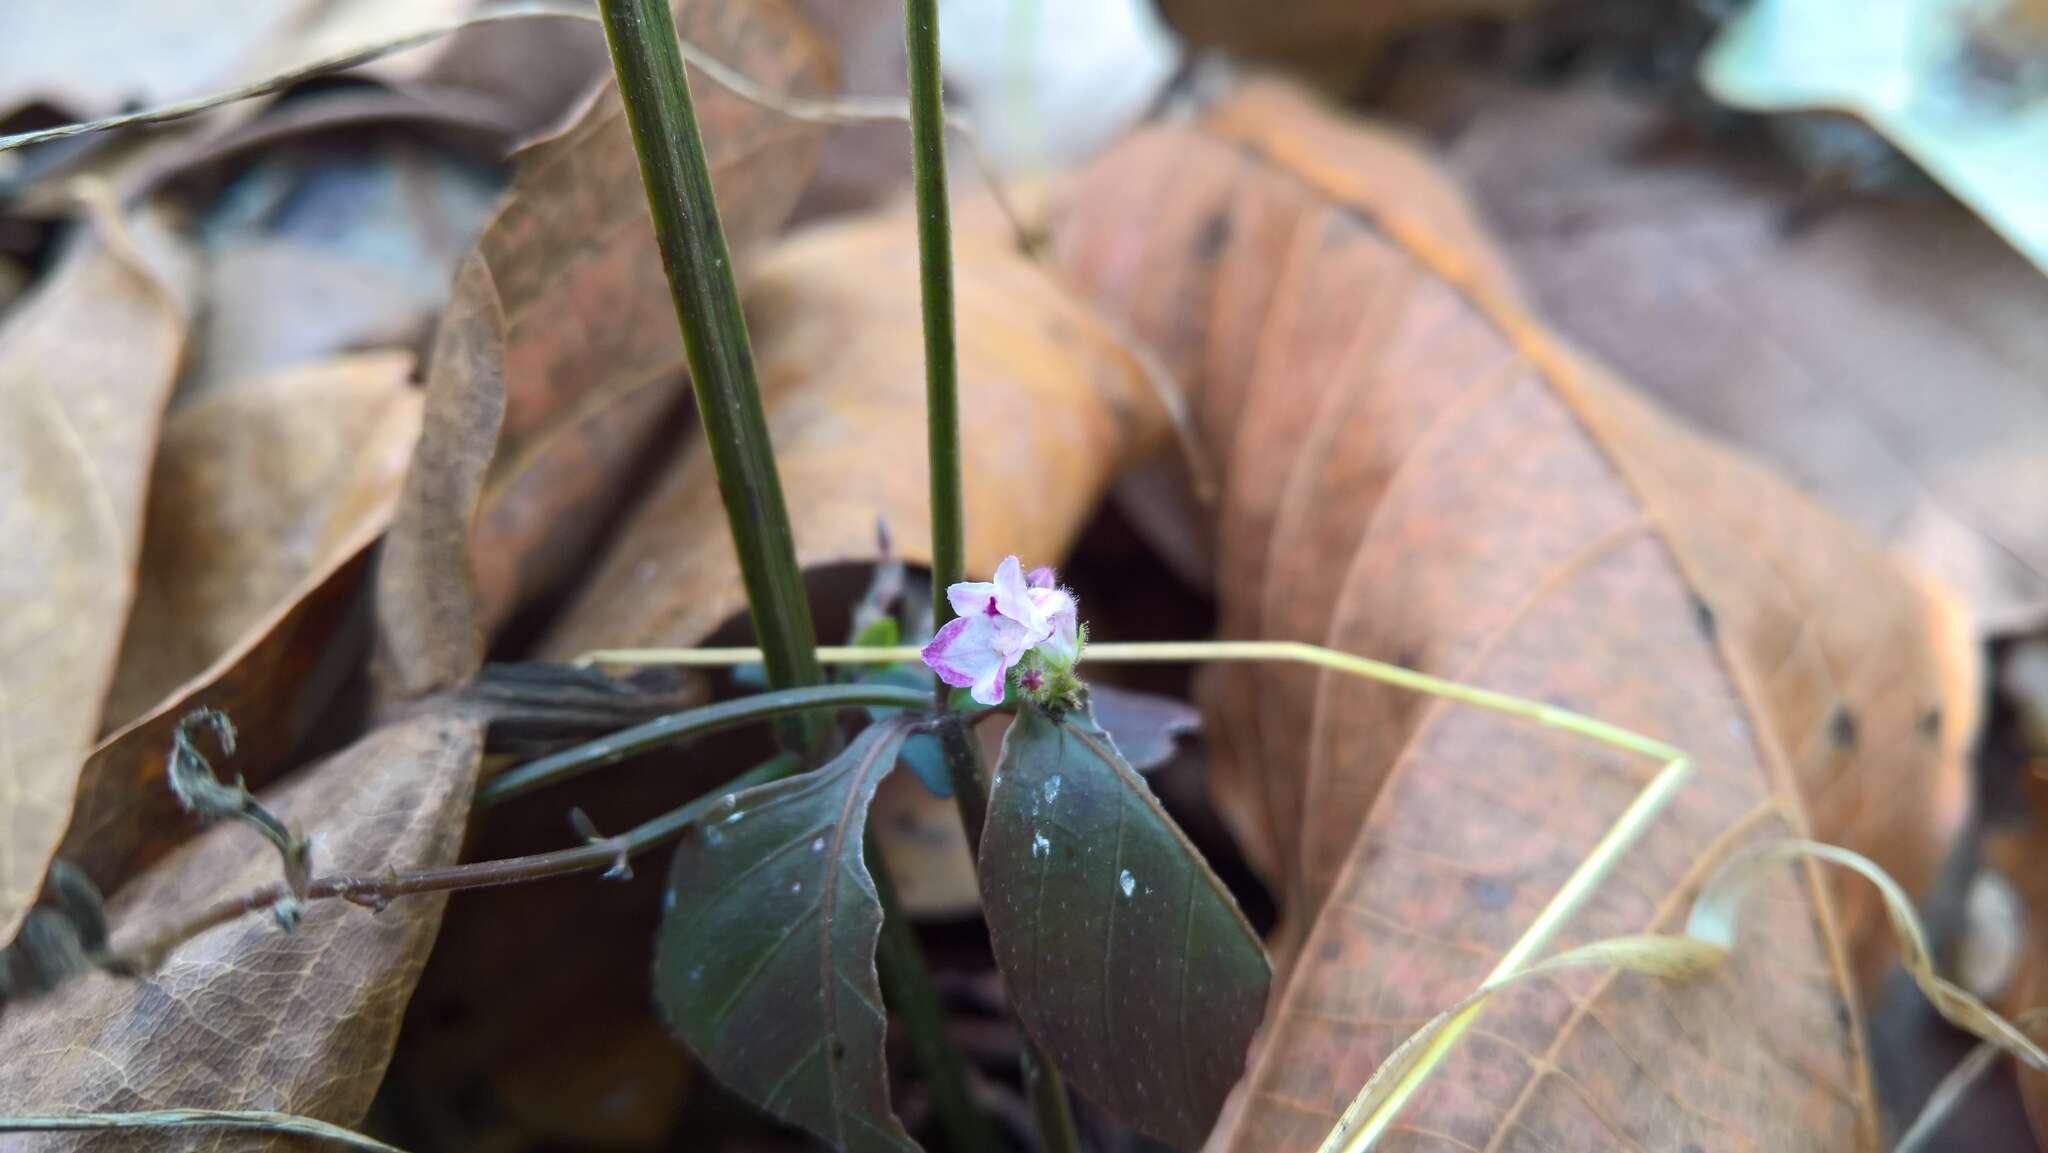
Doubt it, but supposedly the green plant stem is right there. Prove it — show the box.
[936,717,1080,1153]
[597,12,986,1145]
[869,840,1001,1153]
[938,717,989,835]
[894,7,1026,1147]
[903,0,964,635]
[597,0,821,708]
[479,684,932,805]
[111,754,799,974]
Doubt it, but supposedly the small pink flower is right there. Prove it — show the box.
[1033,585,1079,668]
[922,556,1080,705]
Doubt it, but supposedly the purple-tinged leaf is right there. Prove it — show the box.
[654,717,922,1153]
[1088,682,1202,772]
[979,704,1269,1150]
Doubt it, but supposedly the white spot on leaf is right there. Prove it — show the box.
[1119,869,1135,897]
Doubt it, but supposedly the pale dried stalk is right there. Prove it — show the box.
[1315,933,1730,1153]
[1317,840,2048,1153]
[578,641,1685,762]
[1894,1008,2048,1153]
[0,1109,407,1152]
[1687,841,2048,1074]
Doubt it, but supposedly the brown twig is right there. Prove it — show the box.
[107,753,797,974]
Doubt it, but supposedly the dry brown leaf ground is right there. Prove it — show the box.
[0,200,197,943]
[3,2,842,1143]
[376,0,836,705]
[104,351,421,728]
[539,199,1167,658]
[1386,74,2048,636]
[0,3,2036,1151]
[0,710,483,1148]
[1055,80,1979,1153]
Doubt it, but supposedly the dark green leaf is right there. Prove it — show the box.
[978,705,1270,1151]
[654,717,922,1153]
[1087,683,1202,773]
[455,662,699,755]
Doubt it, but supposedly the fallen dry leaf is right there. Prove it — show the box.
[1153,0,1542,90]
[1056,81,1978,1152]
[469,0,832,629]
[0,197,197,945]
[36,349,419,934]
[1051,96,1519,528]
[376,252,506,702]
[1700,0,2048,277]
[0,709,482,1146]
[273,0,478,88]
[359,6,833,1125]
[781,0,913,221]
[180,138,499,397]
[191,237,457,392]
[1387,75,2048,634]
[58,545,387,909]
[103,351,422,729]
[0,0,481,227]
[0,0,469,122]
[411,10,615,140]
[539,199,1168,657]
[0,1,319,121]
[376,0,835,700]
